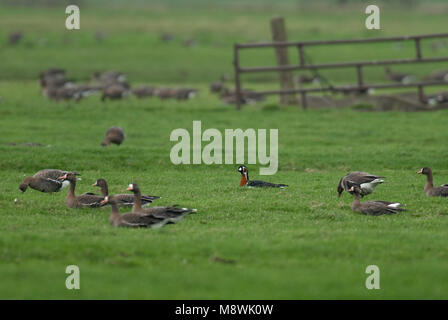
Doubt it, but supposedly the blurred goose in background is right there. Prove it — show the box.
[132,85,155,98]
[154,87,178,99]
[384,67,414,84]
[101,195,176,228]
[19,169,78,193]
[58,173,104,208]
[8,31,23,45]
[93,178,159,207]
[417,167,448,197]
[175,88,198,100]
[127,183,196,219]
[238,165,287,188]
[337,171,385,197]
[349,185,405,216]
[101,127,125,146]
[423,70,448,82]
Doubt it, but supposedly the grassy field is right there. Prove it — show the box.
[1,1,448,299]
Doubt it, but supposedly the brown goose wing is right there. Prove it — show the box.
[141,206,193,221]
[432,186,448,197]
[360,201,401,216]
[113,194,160,207]
[31,177,64,192]
[76,194,105,207]
[120,212,168,227]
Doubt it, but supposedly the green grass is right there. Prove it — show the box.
[1,1,448,299]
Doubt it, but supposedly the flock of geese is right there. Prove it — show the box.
[19,169,196,228]
[39,68,198,103]
[17,164,447,228]
[238,165,447,216]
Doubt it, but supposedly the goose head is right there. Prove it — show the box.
[348,185,362,196]
[92,178,107,188]
[417,167,431,175]
[19,177,33,192]
[57,172,77,182]
[126,183,140,193]
[101,195,118,206]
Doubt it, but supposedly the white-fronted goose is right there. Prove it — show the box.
[417,167,448,197]
[154,87,177,99]
[384,67,414,84]
[101,195,173,228]
[58,173,104,208]
[337,171,385,197]
[19,169,76,193]
[93,178,159,207]
[127,183,196,218]
[101,127,125,146]
[175,88,197,100]
[210,81,225,93]
[238,165,287,188]
[349,185,405,216]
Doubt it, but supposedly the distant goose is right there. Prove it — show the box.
[417,167,448,197]
[19,169,77,193]
[101,84,130,101]
[423,70,448,82]
[175,88,197,100]
[58,173,104,208]
[349,185,405,216]
[210,81,225,93]
[101,127,125,146]
[93,178,159,207]
[237,165,287,188]
[8,31,23,45]
[127,183,196,219]
[337,171,385,197]
[132,86,155,98]
[154,87,178,99]
[101,195,174,228]
[385,67,414,84]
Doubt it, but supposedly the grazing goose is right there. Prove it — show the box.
[132,86,155,98]
[93,178,159,207]
[101,127,125,146]
[58,173,104,208]
[237,165,287,188]
[417,167,448,197]
[349,185,405,216]
[384,67,414,84]
[127,183,196,219]
[154,87,178,99]
[175,88,198,100]
[19,169,76,193]
[210,81,225,93]
[101,195,174,228]
[337,171,385,197]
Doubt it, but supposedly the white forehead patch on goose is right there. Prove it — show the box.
[128,183,133,189]
[104,196,109,201]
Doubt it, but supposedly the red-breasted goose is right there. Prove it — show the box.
[417,167,448,197]
[58,173,104,208]
[127,183,196,219]
[101,195,173,228]
[19,169,77,193]
[348,185,405,216]
[238,165,287,188]
[101,127,125,146]
[92,178,159,207]
[337,171,385,197]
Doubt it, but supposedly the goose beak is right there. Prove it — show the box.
[417,169,422,174]
[92,182,97,187]
[58,174,67,180]
[100,199,108,205]
[126,187,132,191]
[348,187,354,192]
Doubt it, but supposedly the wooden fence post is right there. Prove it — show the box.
[271,16,297,105]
